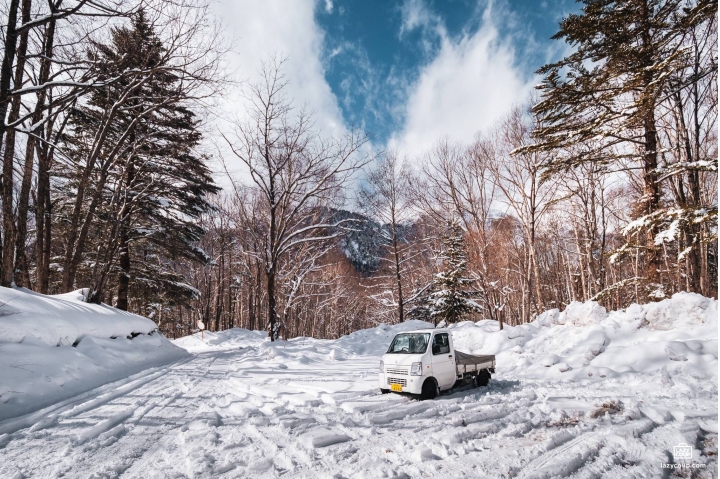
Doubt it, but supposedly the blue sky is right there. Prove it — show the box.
[215,0,577,156]
[315,0,576,143]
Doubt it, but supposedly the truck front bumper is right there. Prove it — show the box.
[378,373,424,395]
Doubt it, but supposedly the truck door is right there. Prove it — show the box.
[431,333,455,389]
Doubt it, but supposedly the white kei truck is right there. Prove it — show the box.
[378,329,496,400]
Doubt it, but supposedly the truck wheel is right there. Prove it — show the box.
[478,370,491,387]
[420,378,439,400]
[380,388,390,394]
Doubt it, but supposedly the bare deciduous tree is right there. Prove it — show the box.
[358,151,415,322]
[223,58,369,341]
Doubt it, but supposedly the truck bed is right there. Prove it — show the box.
[455,351,495,374]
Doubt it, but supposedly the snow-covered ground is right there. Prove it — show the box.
[0,291,717,478]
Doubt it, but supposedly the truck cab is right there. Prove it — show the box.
[378,329,457,399]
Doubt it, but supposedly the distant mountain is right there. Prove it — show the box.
[328,209,412,276]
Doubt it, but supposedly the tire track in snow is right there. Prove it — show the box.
[119,381,221,478]
[0,356,192,436]
[0,353,221,478]
[119,354,256,478]
[280,391,508,478]
[120,431,178,479]
[517,418,658,479]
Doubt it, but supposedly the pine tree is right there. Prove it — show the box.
[428,219,479,325]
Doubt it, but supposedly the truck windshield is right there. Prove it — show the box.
[386,333,430,354]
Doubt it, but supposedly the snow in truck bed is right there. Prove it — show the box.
[0,291,717,478]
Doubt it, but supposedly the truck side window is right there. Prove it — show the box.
[432,333,450,355]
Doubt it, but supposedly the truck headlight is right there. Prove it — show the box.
[411,362,422,376]
[379,360,384,372]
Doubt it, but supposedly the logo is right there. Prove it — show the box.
[673,443,693,461]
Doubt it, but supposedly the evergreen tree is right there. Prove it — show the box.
[405,283,435,322]
[428,219,479,325]
[59,11,218,307]
[525,0,716,297]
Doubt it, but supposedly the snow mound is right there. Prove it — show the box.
[0,287,187,422]
[174,319,434,360]
[540,354,560,367]
[174,292,717,387]
[559,301,608,326]
[174,328,268,353]
[643,292,717,330]
[0,288,160,346]
[448,292,718,381]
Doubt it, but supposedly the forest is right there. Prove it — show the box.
[0,0,716,341]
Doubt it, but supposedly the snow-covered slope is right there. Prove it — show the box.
[0,287,188,421]
[0,292,716,478]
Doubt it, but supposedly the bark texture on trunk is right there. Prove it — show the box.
[0,0,23,286]
[116,230,130,311]
[391,223,404,323]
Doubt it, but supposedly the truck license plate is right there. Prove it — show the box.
[390,383,402,392]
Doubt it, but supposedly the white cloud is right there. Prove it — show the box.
[389,4,535,156]
[210,0,348,185]
[324,0,333,14]
[213,0,345,137]
[400,0,439,35]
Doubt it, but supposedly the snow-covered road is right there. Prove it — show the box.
[1,321,716,479]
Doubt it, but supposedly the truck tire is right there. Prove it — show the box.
[478,369,491,387]
[420,378,439,400]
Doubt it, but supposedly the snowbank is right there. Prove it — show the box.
[0,288,161,346]
[0,287,188,421]
[449,292,718,382]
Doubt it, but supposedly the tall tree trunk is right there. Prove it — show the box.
[267,267,277,340]
[528,220,544,312]
[672,90,702,294]
[34,93,65,294]
[267,151,278,340]
[116,229,130,310]
[642,111,662,289]
[392,224,404,323]
[18,1,59,289]
[248,286,254,331]
[116,151,136,310]
[639,0,662,293]
[35,139,52,293]
[11,4,33,287]
[0,0,23,286]
[214,241,224,331]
